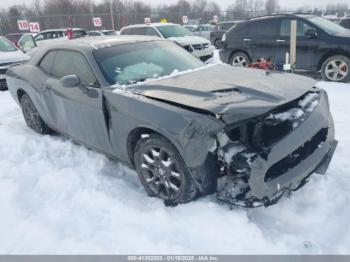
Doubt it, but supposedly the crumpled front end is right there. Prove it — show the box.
[214,89,338,207]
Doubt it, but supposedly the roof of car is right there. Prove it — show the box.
[39,35,163,50]
[123,23,177,28]
[38,28,85,33]
[248,13,316,21]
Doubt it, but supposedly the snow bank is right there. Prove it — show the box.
[0,58,349,254]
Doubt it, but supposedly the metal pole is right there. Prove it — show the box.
[290,20,297,72]
[110,0,115,31]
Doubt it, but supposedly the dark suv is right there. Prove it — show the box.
[210,21,242,48]
[220,14,350,82]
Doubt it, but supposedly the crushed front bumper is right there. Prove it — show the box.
[216,90,337,207]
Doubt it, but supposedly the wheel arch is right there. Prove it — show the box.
[317,49,350,71]
[127,127,178,167]
[17,89,27,102]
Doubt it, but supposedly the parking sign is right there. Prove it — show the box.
[213,15,219,23]
[182,16,188,24]
[17,20,29,31]
[93,17,102,27]
[144,17,151,24]
[29,22,40,33]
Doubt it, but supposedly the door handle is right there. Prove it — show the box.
[276,39,286,43]
[243,38,251,42]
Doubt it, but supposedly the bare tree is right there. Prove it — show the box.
[265,0,279,15]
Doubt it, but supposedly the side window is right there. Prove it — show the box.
[35,33,44,41]
[248,19,278,36]
[52,50,98,86]
[129,27,146,35]
[145,27,160,37]
[39,51,57,74]
[280,19,314,37]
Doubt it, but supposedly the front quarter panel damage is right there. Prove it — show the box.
[214,89,338,207]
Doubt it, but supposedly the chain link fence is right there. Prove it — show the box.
[0,10,268,35]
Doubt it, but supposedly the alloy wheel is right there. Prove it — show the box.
[231,55,248,67]
[325,59,349,81]
[139,145,183,201]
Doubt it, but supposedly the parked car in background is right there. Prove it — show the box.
[339,17,350,29]
[34,28,87,46]
[210,21,243,48]
[0,36,29,91]
[88,30,118,36]
[220,14,350,82]
[6,36,337,207]
[183,25,198,32]
[5,33,26,46]
[192,24,215,40]
[120,23,214,61]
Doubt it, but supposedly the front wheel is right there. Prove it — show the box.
[230,52,251,67]
[321,55,350,82]
[134,134,198,205]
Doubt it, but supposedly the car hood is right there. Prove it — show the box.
[0,50,29,65]
[168,36,210,46]
[132,64,317,123]
[335,29,350,38]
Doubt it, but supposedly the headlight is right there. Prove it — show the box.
[222,33,226,42]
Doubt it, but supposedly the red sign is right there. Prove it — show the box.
[144,17,151,24]
[29,22,40,33]
[93,17,102,27]
[17,20,29,31]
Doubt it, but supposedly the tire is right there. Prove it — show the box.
[20,93,52,134]
[214,39,222,49]
[230,51,251,67]
[134,134,198,206]
[321,55,350,82]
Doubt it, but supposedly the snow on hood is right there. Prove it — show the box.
[0,50,30,64]
[168,36,210,46]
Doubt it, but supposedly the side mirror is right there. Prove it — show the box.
[60,75,80,88]
[305,28,317,38]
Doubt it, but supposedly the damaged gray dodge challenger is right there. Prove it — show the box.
[6,36,338,207]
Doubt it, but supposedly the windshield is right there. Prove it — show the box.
[93,40,204,85]
[307,16,345,35]
[0,37,18,52]
[156,25,193,38]
[220,22,235,31]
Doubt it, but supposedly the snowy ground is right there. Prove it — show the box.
[0,74,350,254]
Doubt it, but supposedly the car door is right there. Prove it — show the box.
[248,18,279,62]
[275,18,319,70]
[42,50,113,153]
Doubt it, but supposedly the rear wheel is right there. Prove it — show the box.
[20,93,52,134]
[321,55,350,82]
[230,52,251,67]
[134,134,198,205]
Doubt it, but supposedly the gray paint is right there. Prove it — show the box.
[5,36,337,206]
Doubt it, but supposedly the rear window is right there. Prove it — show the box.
[39,51,57,74]
[122,27,146,35]
[219,23,235,31]
[247,19,278,36]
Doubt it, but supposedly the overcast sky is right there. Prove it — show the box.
[0,0,348,10]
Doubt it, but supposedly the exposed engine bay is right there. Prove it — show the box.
[212,90,337,207]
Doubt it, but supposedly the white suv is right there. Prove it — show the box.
[0,37,30,91]
[120,23,214,61]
